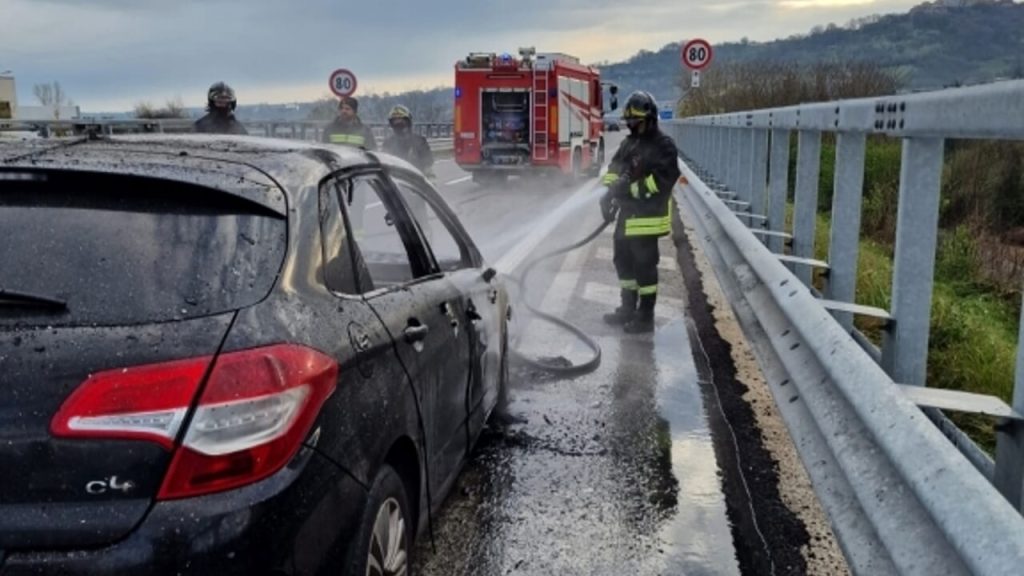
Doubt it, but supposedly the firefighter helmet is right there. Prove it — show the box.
[388,105,413,132]
[207,82,237,111]
[622,91,658,121]
[388,105,412,121]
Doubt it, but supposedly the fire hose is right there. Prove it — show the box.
[504,189,618,376]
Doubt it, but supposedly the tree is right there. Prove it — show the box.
[306,95,338,122]
[134,97,188,119]
[33,81,71,120]
[677,60,905,117]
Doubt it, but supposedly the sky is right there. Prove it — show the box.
[0,0,924,112]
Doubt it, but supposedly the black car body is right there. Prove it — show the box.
[0,135,509,575]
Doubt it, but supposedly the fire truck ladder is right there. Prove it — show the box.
[532,68,549,161]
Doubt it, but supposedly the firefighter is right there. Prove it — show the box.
[322,96,376,150]
[382,105,435,178]
[194,82,248,135]
[599,91,680,334]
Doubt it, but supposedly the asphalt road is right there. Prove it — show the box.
[414,142,743,575]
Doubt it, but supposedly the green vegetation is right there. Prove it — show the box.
[134,98,188,120]
[599,0,1024,102]
[801,138,1023,451]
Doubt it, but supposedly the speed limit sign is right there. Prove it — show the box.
[328,69,358,98]
[682,39,713,71]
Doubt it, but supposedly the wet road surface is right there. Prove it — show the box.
[414,159,742,575]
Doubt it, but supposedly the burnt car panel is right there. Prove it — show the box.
[0,135,508,574]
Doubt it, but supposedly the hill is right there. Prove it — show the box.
[598,0,1024,102]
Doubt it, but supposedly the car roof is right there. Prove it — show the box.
[0,135,384,215]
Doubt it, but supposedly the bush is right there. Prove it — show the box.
[678,60,904,117]
[135,98,188,119]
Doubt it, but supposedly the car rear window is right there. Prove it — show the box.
[0,170,286,326]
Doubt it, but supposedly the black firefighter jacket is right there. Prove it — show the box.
[605,126,681,239]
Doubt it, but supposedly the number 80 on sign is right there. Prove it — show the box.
[328,69,358,98]
[681,39,713,71]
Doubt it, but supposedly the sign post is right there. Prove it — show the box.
[328,69,358,98]
[691,70,701,88]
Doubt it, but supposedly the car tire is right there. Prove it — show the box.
[343,465,414,576]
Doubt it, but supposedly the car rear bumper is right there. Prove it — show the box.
[1,449,367,576]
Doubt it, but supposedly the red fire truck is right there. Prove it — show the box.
[453,47,615,184]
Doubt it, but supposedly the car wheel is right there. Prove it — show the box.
[344,465,413,576]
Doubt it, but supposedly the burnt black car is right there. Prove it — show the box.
[0,135,509,575]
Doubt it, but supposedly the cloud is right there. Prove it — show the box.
[0,0,921,111]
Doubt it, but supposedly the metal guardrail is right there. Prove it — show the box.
[663,79,1024,575]
[0,118,455,151]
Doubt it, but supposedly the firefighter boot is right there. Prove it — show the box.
[603,289,637,326]
[624,294,656,334]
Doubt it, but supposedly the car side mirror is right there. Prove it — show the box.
[482,267,497,283]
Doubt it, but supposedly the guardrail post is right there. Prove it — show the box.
[994,297,1024,511]
[691,125,701,166]
[751,129,769,229]
[827,132,868,330]
[724,127,737,192]
[702,125,712,177]
[696,123,704,172]
[737,128,753,203]
[716,125,727,184]
[881,137,945,386]
[792,130,822,286]
[768,129,790,254]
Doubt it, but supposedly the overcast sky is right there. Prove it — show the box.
[1,0,923,112]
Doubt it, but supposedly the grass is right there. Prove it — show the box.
[804,212,1019,451]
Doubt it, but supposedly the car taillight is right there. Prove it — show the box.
[159,344,338,500]
[51,344,338,501]
[51,356,212,450]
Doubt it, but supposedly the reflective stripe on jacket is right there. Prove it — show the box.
[322,118,376,151]
[607,128,681,238]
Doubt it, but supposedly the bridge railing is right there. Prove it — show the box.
[663,79,1024,575]
[0,118,455,151]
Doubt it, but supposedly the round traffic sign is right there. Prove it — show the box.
[682,39,713,70]
[328,69,358,98]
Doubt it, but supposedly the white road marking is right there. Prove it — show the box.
[366,201,383,210]
[445,175,472,186]
[517,234,593,359]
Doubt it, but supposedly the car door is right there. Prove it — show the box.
[315,177,425,487]
[389,171,504,447]
[337,170,473,500]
